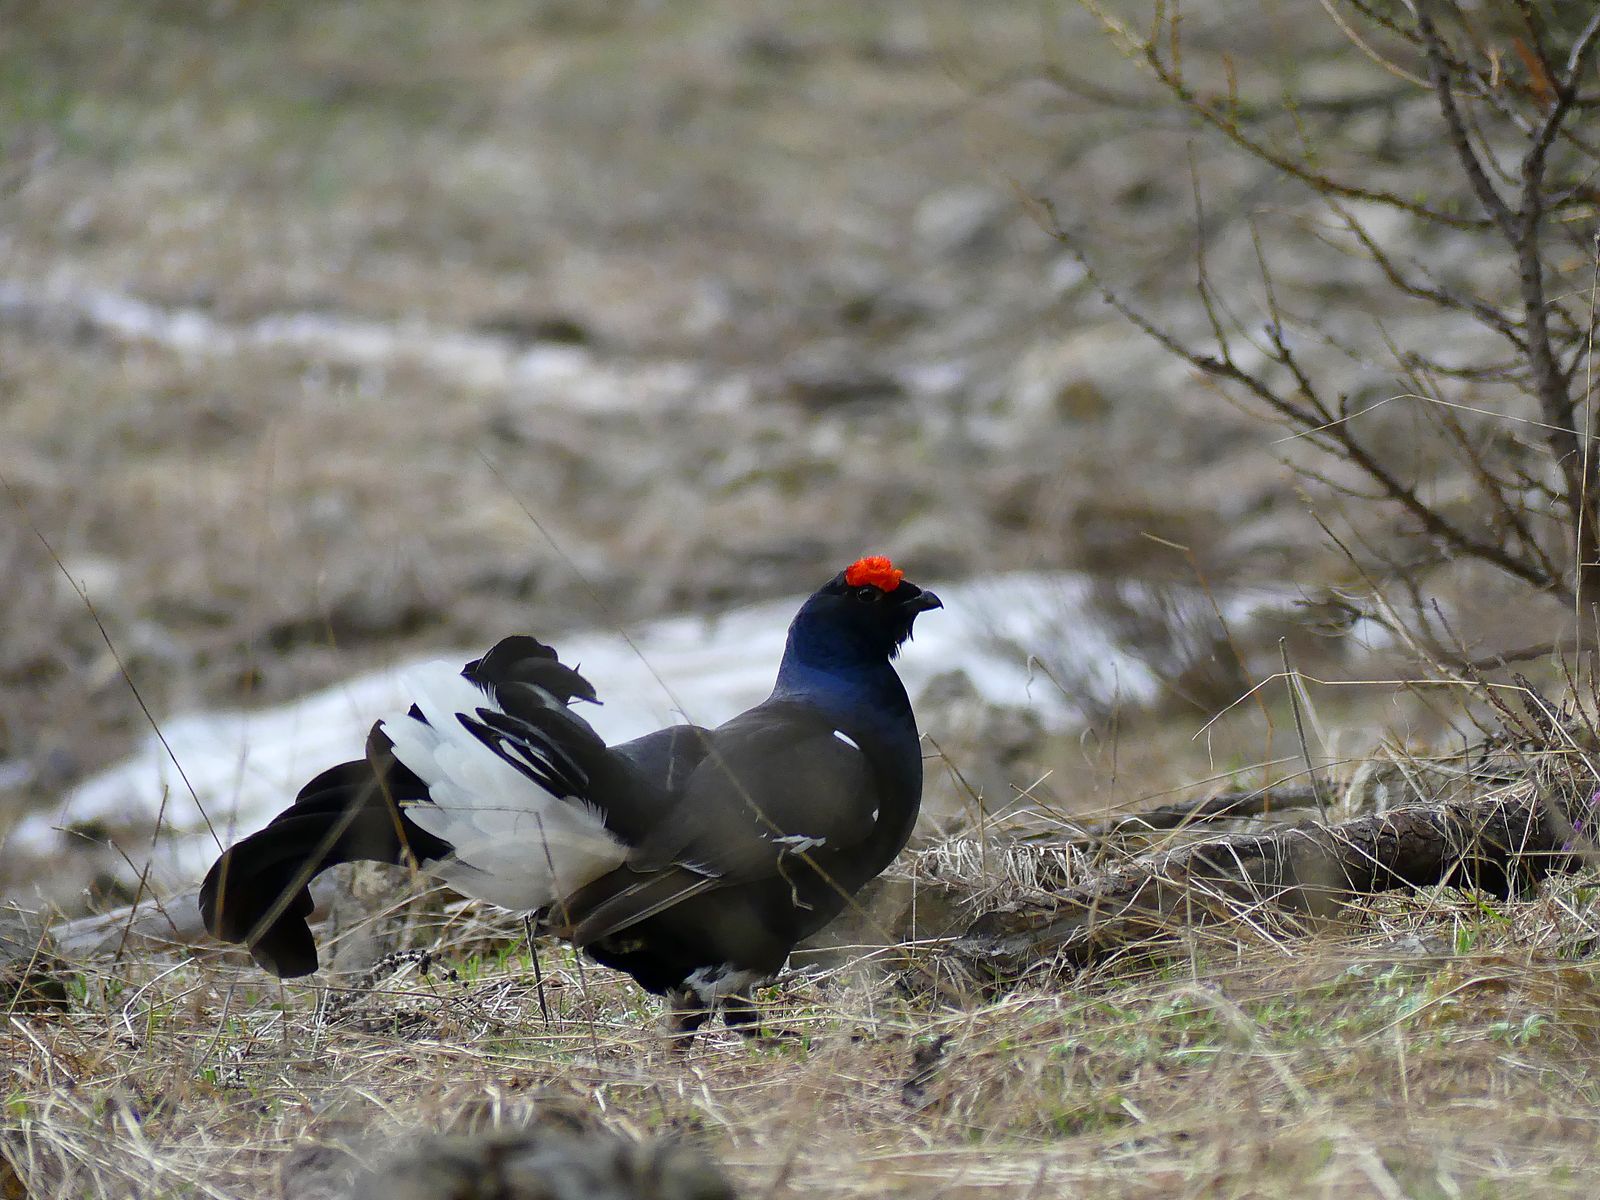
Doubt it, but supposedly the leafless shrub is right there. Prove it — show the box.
[1047,2,1600,655]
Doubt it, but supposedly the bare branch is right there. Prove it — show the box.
[1512,9,1600,602]
[1414,9,1518,237]
[1326,198,1526,347]
[1080,0,1502,231]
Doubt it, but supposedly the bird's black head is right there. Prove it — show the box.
[785,556,943,669]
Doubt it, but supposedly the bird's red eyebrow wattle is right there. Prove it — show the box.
[844,556,904,591]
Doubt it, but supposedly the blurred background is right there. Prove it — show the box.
[2,0,1579,909]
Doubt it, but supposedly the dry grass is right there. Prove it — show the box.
[7,843,1600,1198]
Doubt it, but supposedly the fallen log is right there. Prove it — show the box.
[953,792,1592,980]
[1054,781,1325,847]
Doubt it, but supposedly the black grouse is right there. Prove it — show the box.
[199,557,941,1038]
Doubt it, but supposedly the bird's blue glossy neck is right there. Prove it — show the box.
[771,603,926,812]
[771,623,915,733]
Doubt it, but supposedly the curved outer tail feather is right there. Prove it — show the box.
[197,744,447,976]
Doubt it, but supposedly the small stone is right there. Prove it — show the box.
[348,1126,738,1200]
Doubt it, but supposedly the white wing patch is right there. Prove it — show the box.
[831,730,860,750]
[381,660,626,911]
[769,833,826,853]
[684,964,763,1003]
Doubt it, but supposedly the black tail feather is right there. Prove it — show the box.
[198,736,449,977]
[465,636,598,706]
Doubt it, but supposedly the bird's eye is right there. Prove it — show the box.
[854,586,882,603]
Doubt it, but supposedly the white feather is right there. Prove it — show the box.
[769,834,826,852]
[684,965,763,1003]
[380,661,626,911]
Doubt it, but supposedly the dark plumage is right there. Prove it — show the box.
[199,558,941,1038]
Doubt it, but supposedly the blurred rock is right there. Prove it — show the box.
[473,313,594,347]
[776,351,906,413]
[312,1126,739,1200]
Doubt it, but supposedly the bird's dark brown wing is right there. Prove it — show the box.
[630,700,879,879]
[558,701,879,946]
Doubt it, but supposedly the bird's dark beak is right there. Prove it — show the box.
[903,588,943,613]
